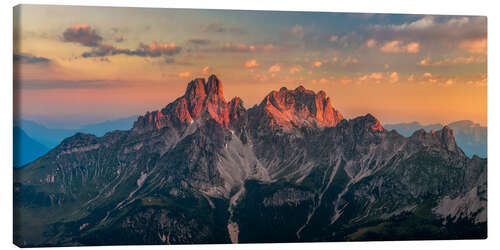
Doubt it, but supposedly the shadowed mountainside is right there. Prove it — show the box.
[14,75,486,247]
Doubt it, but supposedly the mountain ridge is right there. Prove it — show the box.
[14,75,486,246]
[385,120,487,157]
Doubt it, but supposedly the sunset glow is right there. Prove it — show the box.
[13,5,487,127]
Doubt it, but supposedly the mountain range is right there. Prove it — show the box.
[385,121,487,158]
[13,127,49,167]
[14,75,487,247]
[13,116,138,167]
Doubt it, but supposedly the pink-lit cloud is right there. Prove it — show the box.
[289,65,303,74]
[459,38,487,54]
[268,64,281,73]
[244,59,259,68]
[380,40,420,53]
[177,71,191,78]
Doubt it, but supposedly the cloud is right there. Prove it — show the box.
[312,61,323,67]
[110,27,126,43]
[406,42,420,53]
[163,57,192,65]
[260,44,284,53]
[365,39,377,48]
[187,39,211,45]
[138,42,181,56]
[177,72,191,78]
[369,16,486,45]
[341,56,359,66]
[445,78,455,85]
[380,40,420,53]
[202,21,244,34]
[201,66,210,73]
[114,36,124,43]
[417,56,485,66]
[13,53,50,64]
[219,43,283,53]
[244,59,259,68]
[357,72,401,84]
[369,72,383,80]
[15,79,124,90]
[418,57,431,66]
[359,72,383,82]
[82,42,182,58]
[387,16,437,31]
[459,38,487,54]
[329,35,339,42]
[289,25,305,39]
[389,72,399,83]
[318,78,329,84]
[221,43,256,53]
[268,64,281,73]
[203,21,225,32]
[62,24,103,47]
[289,65,303,74]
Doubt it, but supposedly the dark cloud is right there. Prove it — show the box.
[203,21,225,33]
[288,25,305,39]
[13,53,50,64]
[82,42,182,58]
[14,79,126,90]
[187,39,211,45]
[163,57,193,65]
[202,21,245,34]
[109,27,126,43]
[62,24,103,47]
[114,36,124,43]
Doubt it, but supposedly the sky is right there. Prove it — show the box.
[13,5,487,128]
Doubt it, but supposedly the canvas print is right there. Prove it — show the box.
[13,5,487,247]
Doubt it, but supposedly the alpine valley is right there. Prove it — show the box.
[14,75,487,247]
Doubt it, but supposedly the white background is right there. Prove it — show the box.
[0,0,497,249]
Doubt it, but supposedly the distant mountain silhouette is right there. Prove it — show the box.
[13,116,139,167]
[13,127,49,167]
[14,115,138,149]
[385,121,486,157]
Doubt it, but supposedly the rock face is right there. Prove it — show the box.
[133,75,230,133]
[14,75,487,247]
[251,86,343,130]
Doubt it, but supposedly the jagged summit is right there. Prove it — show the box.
[344,113,384,132]
[133,75,345,133]
[409,125,459,152]
[252,84,344,129]
[132,75,230,132]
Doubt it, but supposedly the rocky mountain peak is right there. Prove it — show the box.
[228,97,245,120]
[357,113,385,132]
[254,85,344,129]
[206,74,224,98]
[133,75,230,132]
[410,125,459,152]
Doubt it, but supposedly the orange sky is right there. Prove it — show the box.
[13,5,487,127]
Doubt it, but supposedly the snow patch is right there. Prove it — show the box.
[137,172,148,187]
[79,223,89,231]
